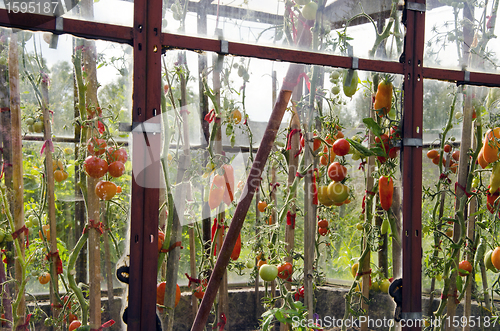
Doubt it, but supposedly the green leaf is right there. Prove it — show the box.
[347,138,374,157]
[262,314,275,331]
[363,118,383,137]
[275,310,287,323]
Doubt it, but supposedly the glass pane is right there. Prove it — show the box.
[425,1,500,73]
[162,0,403,61]
[2,28,132,329]
[63,0,134,27]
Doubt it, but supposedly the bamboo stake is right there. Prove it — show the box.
[41,78,60,322]
[9,31,25,329]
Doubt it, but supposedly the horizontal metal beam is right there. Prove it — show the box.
[423,67,500,87]
[0,9,133,44]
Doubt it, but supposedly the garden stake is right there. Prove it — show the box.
[41,78,61,322]
[191,52,309,330]
[8,30,26,329]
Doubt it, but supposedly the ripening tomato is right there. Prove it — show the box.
[222,164,235,205]
[336,131,344,139]
[483,129,500,164]
[277,262,293,280]
[378,176,394,211]
[332,138,350,156]
[258,201,268,213]
[388,147,399,159]
[327,162,347,182]
[230,233,241,261]
[54,170,65,182]
[156,282,181,308]
[432,156,441,165]
[68,313,78,323]
[373,76,393,115]
[39,272,51,285]
[320,155,328,166]
[478,148,488,169]
[87,138,107,156]
[492,247,500,270]
[69,321,81,331]
[317,219,328,228]
[95,181,117,201]
[427,149,439,159]
[452,150,460,161]
[327,182,349,203]
[39,224,50,241]
[116,186,122,193]
[317,186,334,206]
[108,161,125,178]
[158,230,165,252]
[106,147,128,164]
[83,156,108,178]
[208,174,225,210]
[318,227,328,236]
[443,144,452,153]
[300,134,322,151]
[374,134,389,144]
[232,109,242,124]
[458,260,472,277]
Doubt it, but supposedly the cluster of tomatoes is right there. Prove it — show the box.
[53,158,69,183]
[426,144,460,173]
[25,116,44,133]
[317,218,329,236]
[373,128,400,164]
[83,138,127,201]
[257,258,294,283]
[207,164,235,210]
[315,133,351,207]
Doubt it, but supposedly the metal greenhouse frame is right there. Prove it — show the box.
[1,0,499,330]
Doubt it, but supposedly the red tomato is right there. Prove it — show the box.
[327,162,347,182]
[108,161,125,178]
[388,147,399,159]
[208,174,226,210]
[332,138,350,156]
[106,147,128,164]
[378,176,394,211]
[277,262,293,280]
[318,227,329,236]
[69,320,81,331]
[317,219,328,228]
[458,260,472,277]
[444,144,452,153]
[432,156,441,165]
[320,155,328,166]
[487,191,499,214]
[95,181,117,200]
[300,134,321,151]
[452,150,460,161]
[194,286,205,299]
[230,233,241,261]
[83,156,108,178]
[68,313,78,323]
[87,138,107,156]
[374,134,389,144]
[222,164,235,205]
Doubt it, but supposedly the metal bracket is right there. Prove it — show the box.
[401,312,423,321]
[406,2,426,12]
[352,57,359,70]
[220,40,229,55]
[55,16,63,31]
[119,122,161,133]
[464,70,470,82]
[402,138,423,147]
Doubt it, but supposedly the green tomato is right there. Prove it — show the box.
[331,86,340,95]
[301,1,318,20]
[33,121,44,133]
[259,264,278,282]
[327,182,349,203]
[343,69,358,98]
[472,177,479,188]
[370,281,379,291]
[25,219,33,228]
[0,229,5,243]
[25,117,35,126]
[379,279,390,293]
[246,260,254,269]
[330,70,340,80]
[380,218,390,235]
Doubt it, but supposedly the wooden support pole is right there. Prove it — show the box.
[41,79,60,322]
[9,30,25,328]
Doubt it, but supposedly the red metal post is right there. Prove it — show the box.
[402,1,425,330]
[128,0,162,329]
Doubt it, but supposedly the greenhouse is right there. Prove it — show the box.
[0,0,499,330]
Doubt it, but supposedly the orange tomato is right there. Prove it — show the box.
[194,286,205,299]
[69,321,81,331]
[443,144,452,153]
[257,201,267,213]
[39,224,50,241]
[483,129,500,164]
[257,260,267,269]
[458,260,472,277]
[478,148,488,169]
[373,78,393,115]
[208,174,225,210]
[427,149,439,159]
[232,109,242,124]
[320,155,328,166]
[95,181,117,200]
[39,272,51,285]
[158,230,165,252]
[491,247,500,270]
[157,282,181,308]
[452,150,460,161]
[54,170,65,182]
